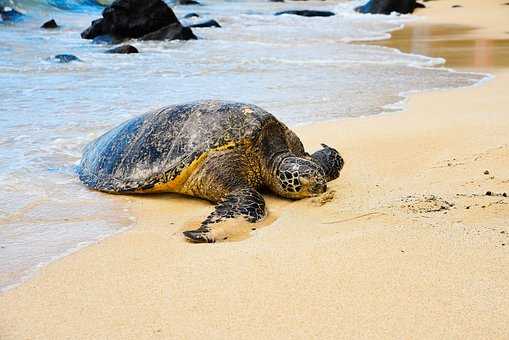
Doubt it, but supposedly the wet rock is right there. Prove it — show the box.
[0,6,24,22]
[106,44,139,53]
[41,19,59,29]
[139,23,196,41]
[275,10,335,17]
[54,54,81,63]
[188,19,221,28]
[179,0,200,4]
[81,0,196,42]
[183,12,200,18]
[355,0,421,15]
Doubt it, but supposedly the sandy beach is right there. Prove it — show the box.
[1,1,509,339]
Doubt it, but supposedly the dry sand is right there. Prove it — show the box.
[1,1,509,339]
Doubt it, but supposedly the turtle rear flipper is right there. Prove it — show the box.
[183,187,266,243]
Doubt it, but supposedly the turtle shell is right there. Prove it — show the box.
[77,100,278,192]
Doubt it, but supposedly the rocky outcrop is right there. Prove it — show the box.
[81,0,196,42]
[355,0,424,15]
[275,10,335,17]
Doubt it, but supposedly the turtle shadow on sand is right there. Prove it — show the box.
[77,101,344,243]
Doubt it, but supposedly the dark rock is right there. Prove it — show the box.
[183,12,200,18]
[355,0,421,15]
[106,44,139,53]
[275,10,335,17]
[179,0,201,4]
[81,0,196,42]
[1,6,24,22]
[188,19,221,28]
[415,2,425,8]
[54,54,81,63]
[451,5,462,8]
[486,191,492,196]
[269,0,285,2]
[484,170,490,175]
[41,19,58,29]
[140,23,197,41]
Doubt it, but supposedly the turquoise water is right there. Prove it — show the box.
[0,0,486,291]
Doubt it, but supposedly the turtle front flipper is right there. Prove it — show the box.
[183,187,266,243]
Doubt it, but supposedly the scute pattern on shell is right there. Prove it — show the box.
[77,100,275,192]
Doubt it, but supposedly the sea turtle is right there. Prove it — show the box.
[77,100,344,243]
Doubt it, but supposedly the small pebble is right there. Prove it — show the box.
[465,206,470,209]
[483,170,490,175]
[486,191,492,196]
[501,231,505,234]
[503,193,507,197]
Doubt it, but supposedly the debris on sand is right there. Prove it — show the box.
[400,195,455,214]
[312,190,336,206]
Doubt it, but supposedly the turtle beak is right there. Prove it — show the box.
[310,180,327,195]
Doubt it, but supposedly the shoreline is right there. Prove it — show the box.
[2,1,509,338]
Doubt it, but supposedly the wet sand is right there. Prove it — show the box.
[374,0,509,71]
[1,1,509,339]
[373,23,509,71]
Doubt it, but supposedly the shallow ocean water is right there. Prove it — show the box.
[0,0,486,291]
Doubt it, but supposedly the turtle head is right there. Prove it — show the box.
[274,156,327,199]
[310,144,344,182]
